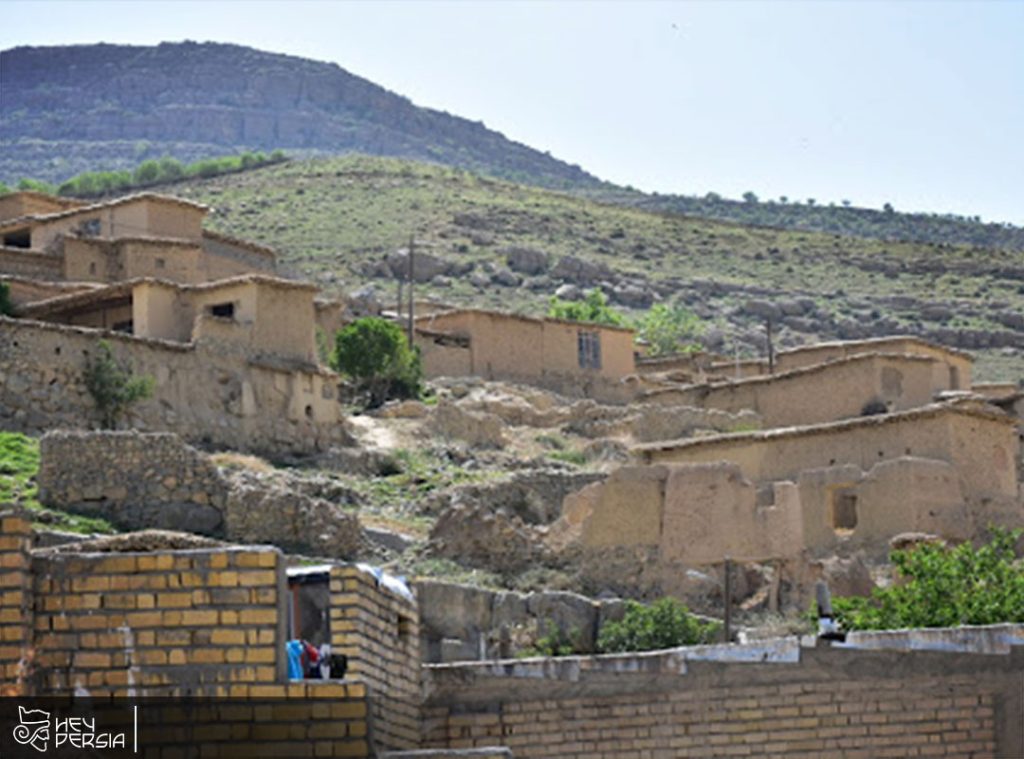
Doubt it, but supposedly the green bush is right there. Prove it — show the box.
[0,282,13,317]
[635,303,703,356]
[547,288,625,326]
[597,598,720,653]
[518,621,581,658]
[331,317,422,408]
[82,340,154,429]
[832,529,1024,631]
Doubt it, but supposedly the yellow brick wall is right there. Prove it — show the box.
[422,669,1008,758]
[31,546,285,697]
[331,566,421,753]
[0,514,33,694]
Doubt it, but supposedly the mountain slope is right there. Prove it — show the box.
[0,42,601,189]
[163,155,1024,382]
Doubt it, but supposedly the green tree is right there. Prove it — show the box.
[598,598,720,653]
[82,340,154,429]
[133,159,162,185]
[0,282,13,317]
[636,303,703,356]
[832,529,1024,631]
[0,182,10,195]
[547,288,625,326]
[331,317,422,408]
[16,178,55,195]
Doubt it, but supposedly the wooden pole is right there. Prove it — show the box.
[407,235,415,347]
[766,317,775,374]
[723,556,732,644]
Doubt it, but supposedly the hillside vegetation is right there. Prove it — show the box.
[162,155,1024,381]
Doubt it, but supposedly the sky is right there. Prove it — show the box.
[3,1,1024,225]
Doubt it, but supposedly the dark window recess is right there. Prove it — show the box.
[155,258,166,269]
[78,218,101,237]
[2,229,31,249]
[577,330,602,369]
[88,262,97,275]
[112,320,133,334]
[209,302,235,319]
[832,490,858,531]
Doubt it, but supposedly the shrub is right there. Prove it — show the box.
[635,303,703,356]
[331,317,422,408]
[832,528,1024,631]
[597,598,720,653]
[547,288,625,326]
[518,621,581,658]
[82,340,154,429]
[0,282,13,317]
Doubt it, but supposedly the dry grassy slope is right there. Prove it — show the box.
[165,155,1024,382]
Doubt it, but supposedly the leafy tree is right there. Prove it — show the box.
[742,191,758,204]
[82,340,154,429]
[0,182,10,195]
[0,282,13,317]
[331,317,422,408]
[157,156,185,181]
[547,288,625,327]
[133,159,162,185]
[635,303,703,356]
[832,529,1024,631]
[597,598,720,653]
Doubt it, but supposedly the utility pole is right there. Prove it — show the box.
[766,317,775,374]
[406,235,415,347]
[723,556,733,644]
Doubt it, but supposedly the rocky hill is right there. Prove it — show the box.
[0,42,601,189]
[164,154,1024,383]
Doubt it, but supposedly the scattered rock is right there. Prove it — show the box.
[503,246,550,275]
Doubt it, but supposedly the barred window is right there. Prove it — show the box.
[577,330,602,369]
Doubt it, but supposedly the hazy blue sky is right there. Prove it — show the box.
[4,1,1023,224]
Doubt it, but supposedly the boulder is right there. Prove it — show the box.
[490,268,522,288]
[503,246,550,275]
[386,249,452,283]
[430,399,507,448]
[551,255,610,285]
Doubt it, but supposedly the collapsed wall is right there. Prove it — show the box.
[0,317,345,455]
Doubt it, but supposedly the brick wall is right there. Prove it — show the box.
[0,513,33,694]
[0,248,63,280]
[422,637,1024,758]
[31,545,285,696]
[331,565,421,752]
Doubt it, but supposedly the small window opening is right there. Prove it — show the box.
[155,258,166,270]
[949,366,960,390]
[209,302,235,319]
[831,489,858,532]
[304,404,314,419]
[88,262,97,275]
[112,320,133,334]
[78,218,101,238]
[397,614,414,641]
[2,229,31,249]
[577,330,602,369]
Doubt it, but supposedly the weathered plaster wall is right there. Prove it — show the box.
[646,353,943,428]
[0,317,344,455]
[638,404,1018,501]
[0,248,63,279]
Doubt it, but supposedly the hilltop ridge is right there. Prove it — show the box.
[0,41,601,189]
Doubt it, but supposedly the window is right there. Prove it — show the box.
[208,302,235,319]
[78,218,101,237]
[155,258,166,270]
[2,229,31,248]
[831,489,858,532]
[949,366,960,390]
[88,262,97,275]
[577,330,601,369]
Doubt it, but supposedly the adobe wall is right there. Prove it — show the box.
[421,629,1024,758]
[201,233,277,277]
[0,192,81,222]
[0,248,63,280]
[0,317,344,455]
[709,337,974,392]
[645,353,942,428]
[637,405,1019,501]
